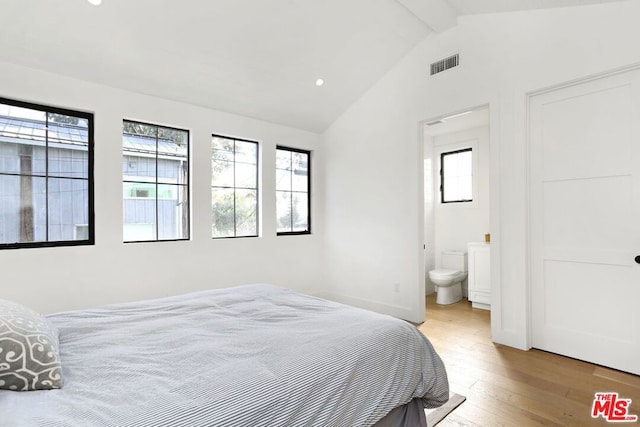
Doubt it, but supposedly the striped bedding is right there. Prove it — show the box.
[0,284,449,427]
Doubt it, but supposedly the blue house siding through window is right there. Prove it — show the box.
[0,115,90,244]
[0,115,185,243]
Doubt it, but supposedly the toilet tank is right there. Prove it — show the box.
[442,250,467,272]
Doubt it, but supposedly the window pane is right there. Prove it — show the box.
[123,155,156,180]
[123,121,157,138]
[123,182,156,198]
[48,146,89,179]
[292,193,308,232]
[235,189,257,237]
[157,184,188,240]
[0,105,47,176]
[276,190,292,233]
[292,165,308,192]
[459,151,472,173]
[47,178,89,242]
[47,113,89,178]
[0,175,47,244]
[123,134,157,166]
[293,152,308,173]
[443,154,458,177]
[235,140,257,165]
[47,113,88,134]
[157,138,188,184]
[0,104,44,121]
[212,146,234,162]
[212,136,234,153]
[123,183,157,242]
[212,187,235,238]
[459,176,472,200]
[276,167,291,191]
[159,127,188,146]
[211,160,234,187]
[235,162,257,189]
[443,178,459,202]
[276,149,292,192]
[0,174,48,244]
[157,158,186,185]
[276,149,291,170]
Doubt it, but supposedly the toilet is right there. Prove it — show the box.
[429,250,467,305]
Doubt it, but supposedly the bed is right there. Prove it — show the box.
[0,284,448,426]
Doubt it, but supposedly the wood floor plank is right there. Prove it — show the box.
[418,295,640,426]
[593,366,640,390]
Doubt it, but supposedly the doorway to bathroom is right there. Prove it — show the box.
[422,105,491,310]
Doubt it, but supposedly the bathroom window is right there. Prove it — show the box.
[440,148,472,203]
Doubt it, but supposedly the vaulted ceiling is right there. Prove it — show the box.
[0,0,630,132]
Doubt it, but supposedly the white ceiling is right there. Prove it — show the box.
[0,0,630,133]
[448,0,628,15]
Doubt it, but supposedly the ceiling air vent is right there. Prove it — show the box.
[430,54,459,76]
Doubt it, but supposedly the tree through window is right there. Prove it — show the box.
[211,135,259,238]
[276,146,310,235]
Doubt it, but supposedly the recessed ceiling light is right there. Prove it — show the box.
[87,0,102,5]
[315,79,324,87]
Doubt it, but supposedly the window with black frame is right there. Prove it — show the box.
[0,97,94,249]
[276,146,310,235]
[211,135,259,238]
[122,120,189,242]
[440,147,472,203]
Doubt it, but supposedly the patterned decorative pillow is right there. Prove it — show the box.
[0,299,63,391]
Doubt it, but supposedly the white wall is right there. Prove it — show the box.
[433,125,490,296]
[0,62,323,314]
[423,135,436,295]
[321,1,640,346]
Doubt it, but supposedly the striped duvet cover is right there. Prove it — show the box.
[0,284,448,426]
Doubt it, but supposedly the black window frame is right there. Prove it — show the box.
[0,96,95,250]
[440,147,473,204]
[122,119,190,243]
[276,145,311,236]
[211,134,260,239]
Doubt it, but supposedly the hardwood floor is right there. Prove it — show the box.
[418,294,640,426]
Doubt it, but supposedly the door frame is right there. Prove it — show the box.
[419,103,493,313]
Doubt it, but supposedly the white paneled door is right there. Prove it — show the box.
[530,67,640,375]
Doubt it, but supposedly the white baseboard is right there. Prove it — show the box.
[316,291,418,323]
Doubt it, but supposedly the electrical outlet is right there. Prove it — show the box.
[393,283,400,293]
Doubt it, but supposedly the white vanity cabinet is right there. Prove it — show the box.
[467,242,490,310]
